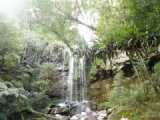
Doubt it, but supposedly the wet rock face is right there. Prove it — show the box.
[48,101,91,116]
[121,60,134,77]
[148,53,160,72]
[48,102,70,116]
[54,114,70,120]
[89,80,113,103]
[47,101,108,120]
[70,110,108,120]
[70,111,97,120]
[88,59,137,103]
[92,66,114,82]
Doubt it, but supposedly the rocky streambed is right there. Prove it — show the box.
[47,101,111,120]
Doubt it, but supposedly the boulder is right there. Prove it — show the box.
[54,114,70,120]
[48,103,70,116]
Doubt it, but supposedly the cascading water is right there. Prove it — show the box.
[79,56,87,101]
[50,49,107,120]
[67,51,87,102]
[67,51,74,101]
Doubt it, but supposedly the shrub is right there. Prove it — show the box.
[39,63,56,80]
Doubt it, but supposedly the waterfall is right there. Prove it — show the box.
[67,51,87,102]
[67,52,74,101]
[80,56,87,101]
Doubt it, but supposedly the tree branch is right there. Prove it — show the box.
[54,5,97,31]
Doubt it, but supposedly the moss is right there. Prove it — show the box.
[108,106,144,120]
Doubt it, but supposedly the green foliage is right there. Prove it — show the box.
[94,2,160,119]
[154,62,160,73]
[101,66,160,120]
[151,62,160,94]
[30,93,51,112]
[0,16,61,119]
[88,58,105,80]
[0,81,30,119]
[97,0,160,49]
[39,63,56,80]
[29,63,57,93]
[0,0,160,120]
[143,101,160,120]
[30,0,81,50]
[4,53,20,69]
[0,19,23,71]
[109,86,146,107]
[32,80,49,93]
[108,100,160,120]
[0,21,23,54]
